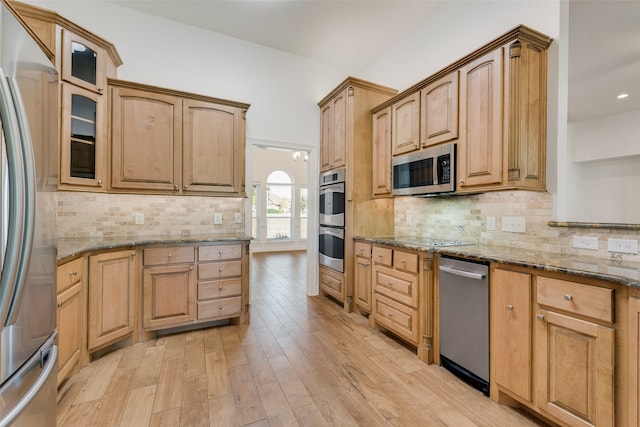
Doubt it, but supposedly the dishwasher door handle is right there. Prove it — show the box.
[439,265,486,280]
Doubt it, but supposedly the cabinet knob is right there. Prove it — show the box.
[218,305,223,310]
[189,267,193,271]
[564,294,573,301]
[388,282,393,287]
[219,268,223,273]
[97,179,103,185]
[219,250,224,255]
[536,314,545,321]
[174,185,178,190]
[506,304,513,310]
[184,184,188,190]
[458,179,464,184]
[70,271,77,276]
[400,259,406,264]
[168,254,172,259]
[218,286,223,291]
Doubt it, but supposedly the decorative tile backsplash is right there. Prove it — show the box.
[57,192,245,238]
[394,191,640,261]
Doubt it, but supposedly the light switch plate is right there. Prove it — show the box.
[501,216,525,233]
[135,213,144,225]
[573,235,599,250]
[486,217,496,231]
[235,213,242,224]
[214,213,223,224]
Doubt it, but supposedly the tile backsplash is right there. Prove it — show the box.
[57,192,245,238]
[394,191,640,261]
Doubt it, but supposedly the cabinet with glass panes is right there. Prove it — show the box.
[59,29,119,191]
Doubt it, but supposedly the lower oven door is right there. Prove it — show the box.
[318,226,344,273]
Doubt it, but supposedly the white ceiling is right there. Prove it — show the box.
[109,0,639,123]
[107,0,446,72]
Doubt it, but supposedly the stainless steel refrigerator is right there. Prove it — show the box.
[0,2,58,426]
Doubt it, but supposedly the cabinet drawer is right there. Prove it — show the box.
[198,244,242,262]
[198,260,242,280]
[372,246,392,266]
[319,266,344,301]
[537,276,614,323]
[197,296,241,320]
[57,257,84,293]
[374,265,418,307]
[198,278,241,300]
[354,242,372,259]
[393,250,418,273]
[144,246,195,266]
[373,293,419,345]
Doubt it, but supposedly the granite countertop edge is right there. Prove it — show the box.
[57,234,253,264]
[355,236,640,289]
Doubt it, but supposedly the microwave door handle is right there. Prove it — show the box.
[4,77,36,326]
[0,71,26,327]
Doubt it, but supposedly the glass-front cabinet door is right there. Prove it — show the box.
[60,84,105,190]
[61,30,106,94]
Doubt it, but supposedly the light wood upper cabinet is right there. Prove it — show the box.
[391,92,420,155]
[60,83,107,191]
[372,107,392,197]
[61,29,107,94]
[320,88,347,172]
[457,48,503,189]
[490,267,532,403]
[88,250,136,351]
[110,85,182,192]
[109,79,249,197]
[183,99,245,194]
[420,71,459,148]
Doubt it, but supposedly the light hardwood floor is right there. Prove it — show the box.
[57,251,548,426]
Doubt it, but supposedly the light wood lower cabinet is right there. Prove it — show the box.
[88,250,137,351]
[56,256,86,385]
[490,264,616,427]
[354,241,372,314]
[629,294,640,427]
[319,265,345,303]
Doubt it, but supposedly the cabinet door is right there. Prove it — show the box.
[183,99,244,194]
[392,92,420,155]
[143,264,195,330]
[61,29,107,94]
[490,268,532,402]
[57,282,82,386]
[421,71,459,148]
[354,256,372,313]
[458,48,503,189]
[372,107,392,196]
[88,251,136,350]
[60,83,106,190]
[320,102,333,171]
[630,296,640,427]
[330,89,347,170]
[535,310,614,427]
[110,86,182,192]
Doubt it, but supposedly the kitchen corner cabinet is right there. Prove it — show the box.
[56,256,86,386]
[490,264,618,427]
[457,29,550,193]
[88,249,137,351]
[109,79,249,197]
[372,107,392,197]
[353,241,372,314]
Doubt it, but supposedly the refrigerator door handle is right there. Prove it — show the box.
[0,70,26,327]
[0,341,57,427]
[3,77,36,326]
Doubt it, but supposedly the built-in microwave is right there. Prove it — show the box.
[392,143,456,196]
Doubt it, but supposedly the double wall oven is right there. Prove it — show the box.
[319,168,345,273]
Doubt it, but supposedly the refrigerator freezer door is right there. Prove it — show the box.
[0,334,57,427]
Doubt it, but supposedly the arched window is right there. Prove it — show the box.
[266,170,293,240]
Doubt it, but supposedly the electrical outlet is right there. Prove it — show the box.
[406,215,413,226]
[214,213,223,225]
[501,216,526,233]
[134,213,144,225]
[607,238,639,254]
[486,217,496,231]
[235,213,242,224]
[572,235,599,250]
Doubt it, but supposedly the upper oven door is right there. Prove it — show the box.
[319,182,345,227]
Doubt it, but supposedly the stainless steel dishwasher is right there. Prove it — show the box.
[438,255,489,395]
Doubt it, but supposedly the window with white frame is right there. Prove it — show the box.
[300,185,308,240]
[251,184,259,239]
[266,170,293,240]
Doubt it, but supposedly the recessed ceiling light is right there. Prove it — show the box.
[617,93,629,99]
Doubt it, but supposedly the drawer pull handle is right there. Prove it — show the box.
[506,304,513,311]
[400,259,406,264]
[536,314,545,321]
[69,271,77,276]
[564,294,573,301]
[388,313,393,317]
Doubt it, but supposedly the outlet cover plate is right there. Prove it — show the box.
[214,213,223,225]
[135,213,144,225]
[501,216,525,233]
[607,238,639,254]
[573,235,599,250]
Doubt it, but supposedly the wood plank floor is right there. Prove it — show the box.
[57,251,548,426]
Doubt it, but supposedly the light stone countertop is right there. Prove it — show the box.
[57,233,253,264]
[356,236,640,289]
